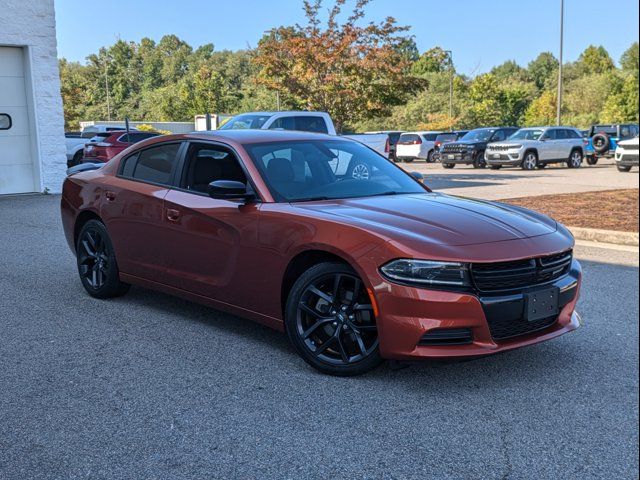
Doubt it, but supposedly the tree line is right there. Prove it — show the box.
[59,0,639,132]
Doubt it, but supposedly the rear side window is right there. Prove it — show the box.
[436,134,456,142]
[544,129,557,140]
[0,113,12,130]
[564,129,579,139]
[120,143,181,185]
[295,116,329,134]
[555,129,567,140]
[422,133,438,141]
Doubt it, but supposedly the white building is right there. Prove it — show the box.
[0,0,66,195]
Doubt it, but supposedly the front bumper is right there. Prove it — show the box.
[485,151,524,166]
[371,259,582,361]
[440,152,475,164]
[615,153,639,167]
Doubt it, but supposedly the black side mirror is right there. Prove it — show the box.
[208,180,254,201]
[409,171,424,183]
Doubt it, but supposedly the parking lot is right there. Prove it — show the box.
[402,157,639,200]
[0,193,638,479]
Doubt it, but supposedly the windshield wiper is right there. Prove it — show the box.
[290,196,331,203]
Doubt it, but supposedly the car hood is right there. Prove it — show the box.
[293,193,557,247]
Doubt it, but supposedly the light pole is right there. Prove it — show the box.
[445,50,453,131]
[556,0,564,126]
[104,60,111,121]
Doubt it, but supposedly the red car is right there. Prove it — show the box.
[61,130,582,376]
[82,130,160,163]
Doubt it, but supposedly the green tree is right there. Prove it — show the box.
[523,90,557,126]
[411,47,451,76]
[575,45,615,75]
[254,0,424,132]
[527,52,558,90]
[620,42,639,72]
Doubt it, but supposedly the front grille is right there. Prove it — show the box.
[487,314,558,341]
[487,144,518,151]
[471,250,572,293]
[418,328,473,346]
[441,143,468,153]
[618,144,639,151]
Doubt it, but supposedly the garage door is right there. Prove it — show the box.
[0,47,35,194]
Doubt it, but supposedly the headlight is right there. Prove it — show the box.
[380,259,471,287]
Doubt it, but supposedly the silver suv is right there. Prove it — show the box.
[485,127,585,170]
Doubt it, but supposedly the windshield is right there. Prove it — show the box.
[509,129,544,141]
[244,139,427,202]
[461,129,497,142]
[219,114,272,130]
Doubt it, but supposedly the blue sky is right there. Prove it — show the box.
[55,0,639,76]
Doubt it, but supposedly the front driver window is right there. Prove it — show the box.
[181,143,247,194]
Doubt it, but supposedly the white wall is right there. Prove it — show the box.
[0,0,66,194]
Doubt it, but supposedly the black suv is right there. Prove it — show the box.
[440,127,519,169]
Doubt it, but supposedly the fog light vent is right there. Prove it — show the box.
[418,328,473,346]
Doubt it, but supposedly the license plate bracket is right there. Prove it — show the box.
[526,287,559,322]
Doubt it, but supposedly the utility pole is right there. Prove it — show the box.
[445,50,453,131]
[556,0,564,126]
[104,61,111,121]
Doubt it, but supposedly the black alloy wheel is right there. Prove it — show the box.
[285,263,381,376]
[76,220,130,298]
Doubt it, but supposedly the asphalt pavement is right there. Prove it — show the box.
[0,194,638,479]
[401,157,639,200]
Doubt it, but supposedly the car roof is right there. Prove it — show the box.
[401,131,441,135]
[186,129,342,144]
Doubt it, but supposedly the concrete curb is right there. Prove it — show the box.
[569,226,639,247]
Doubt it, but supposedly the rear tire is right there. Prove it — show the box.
[472,151,486,169]
[403,157,414,163]
[285,262,382,376]
[68,150,83,168]
[442,163,455,169]
[586,156,598,166]
[617,165,632,172]
[76,219,130,299]
[490,165,502,170]
[426,150,435,163]
[567,149,583,168]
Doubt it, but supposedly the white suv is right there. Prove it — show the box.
[615,136,639,172]
[395,131,440,163]
[485,127,585,170]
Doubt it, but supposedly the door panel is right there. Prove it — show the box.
[100,176,170,282]
[161,190,262,309]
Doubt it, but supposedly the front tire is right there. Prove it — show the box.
[285,262,382,376]
[76,219,130,299]
[490,165,502,170]
[617,165,632,172]
[521,151,538,170]
[442,163,455,169]
[403,157,414,163]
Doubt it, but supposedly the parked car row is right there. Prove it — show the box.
[65,125,161,168]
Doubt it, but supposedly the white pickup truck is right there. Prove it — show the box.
[65,125,137,167]
[217,111,390,158]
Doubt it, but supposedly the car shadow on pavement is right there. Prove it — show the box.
[424,172,546,190]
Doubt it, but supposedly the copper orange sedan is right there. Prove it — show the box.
[61,130,582,375]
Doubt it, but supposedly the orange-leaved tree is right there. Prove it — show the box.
[254,0,424,132]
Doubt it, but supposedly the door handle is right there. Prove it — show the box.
[105,191,116,201]
[166,209,181,222]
